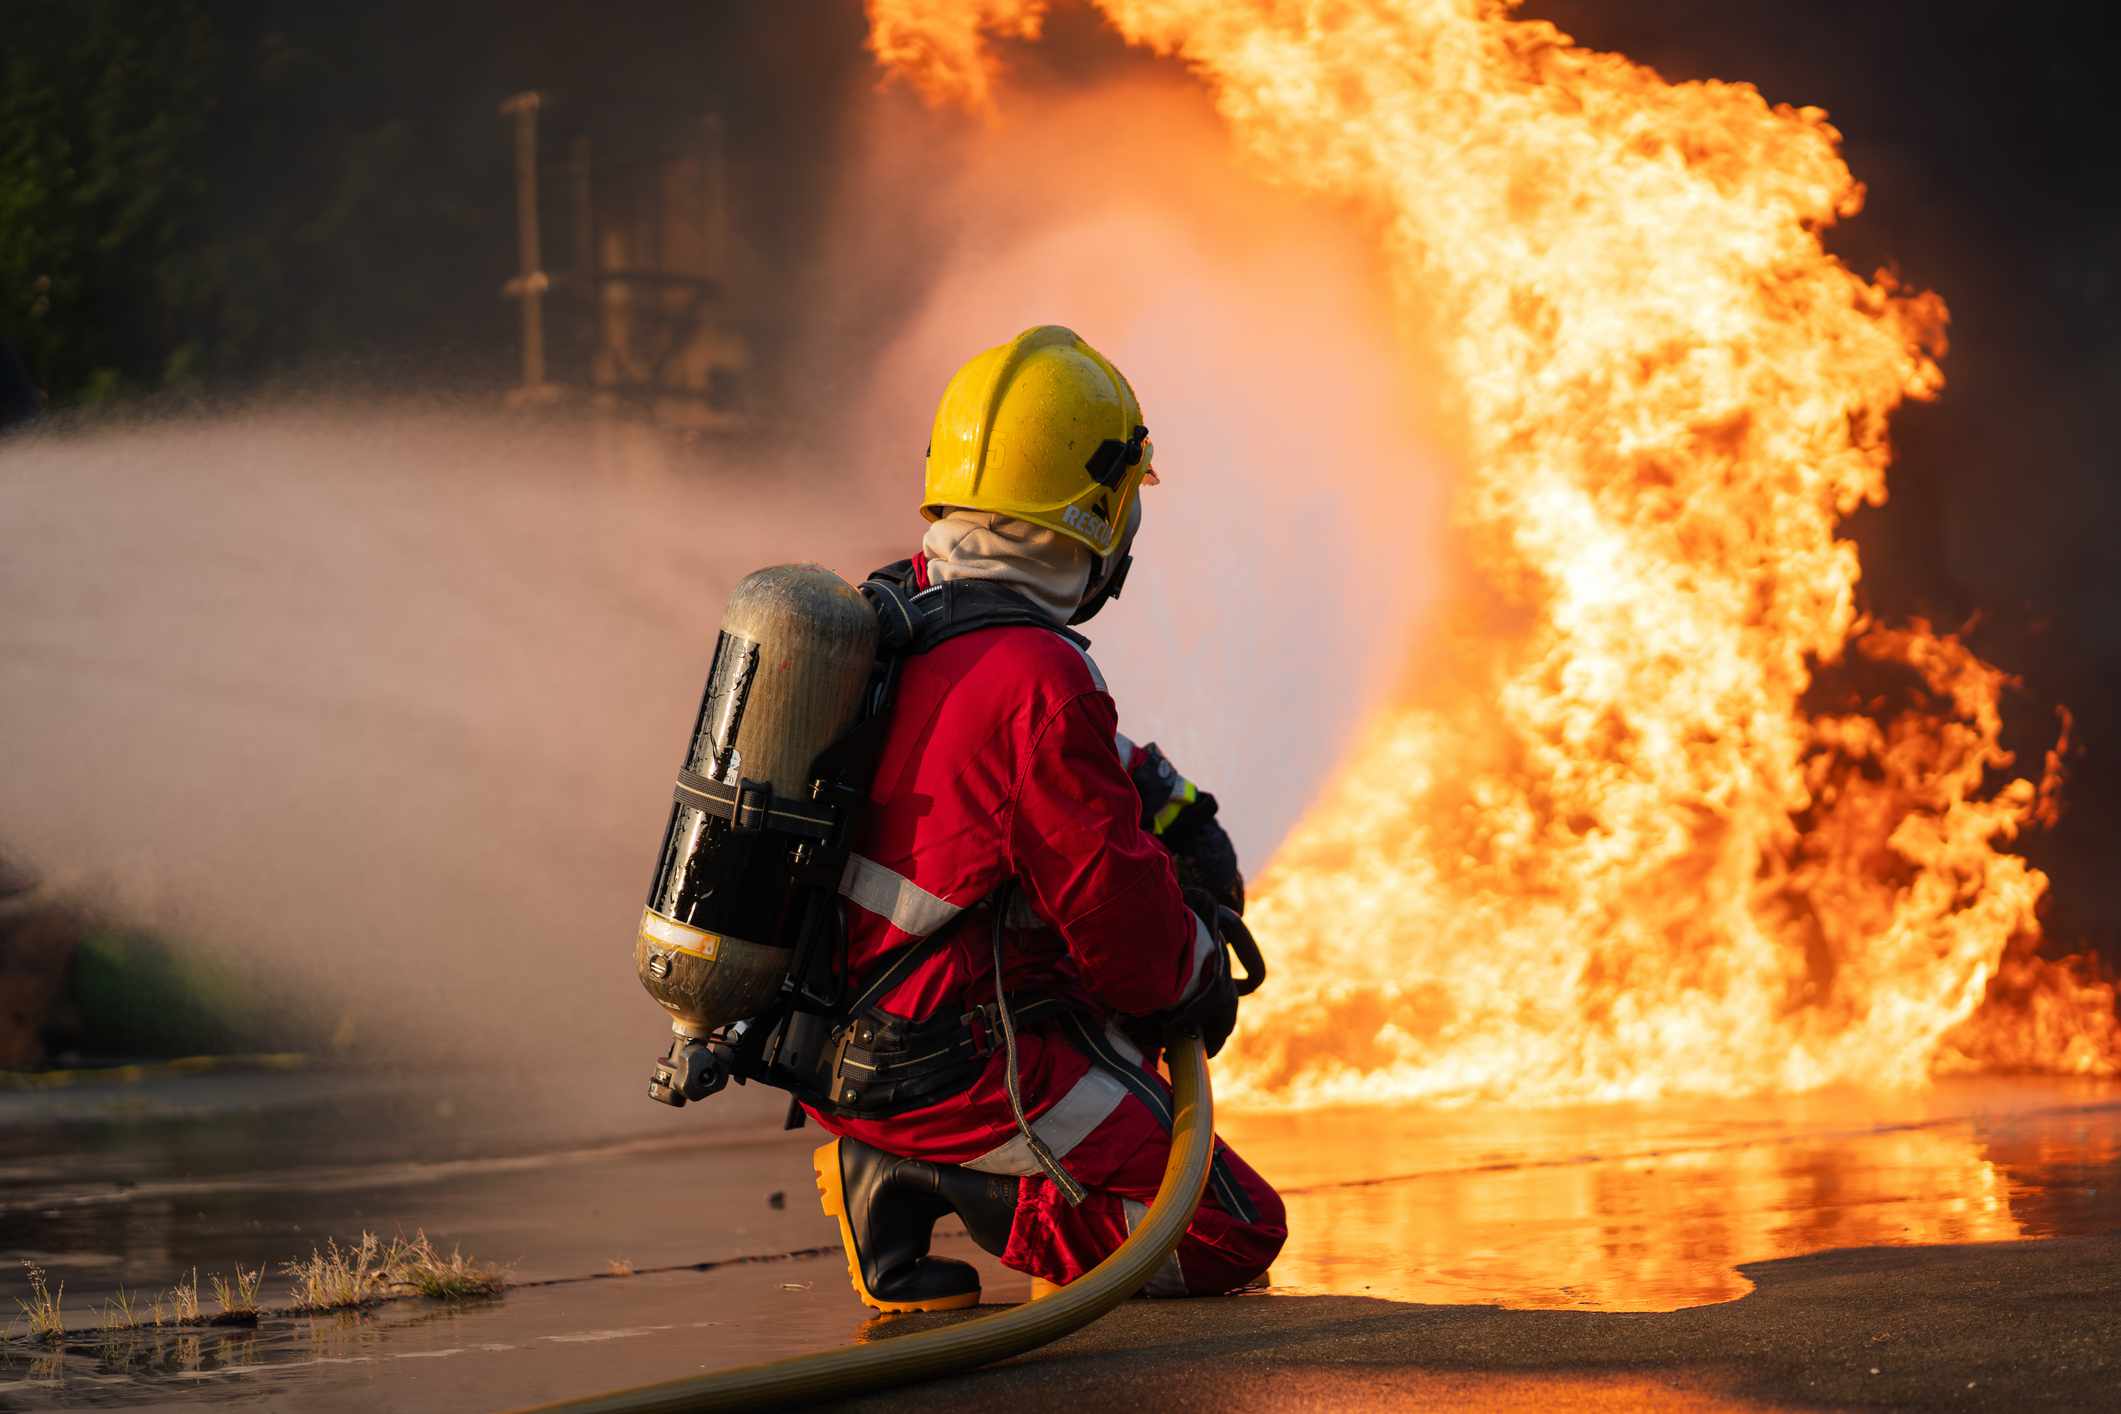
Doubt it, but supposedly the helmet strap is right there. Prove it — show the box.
[1069,550,1132,626]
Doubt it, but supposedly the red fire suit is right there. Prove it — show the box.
[804,555,1285,1295]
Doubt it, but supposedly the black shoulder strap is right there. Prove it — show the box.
[841,921,957,1018]
[812,566,1091,1028]
[861,561,1090,658]
[862,559,923,651]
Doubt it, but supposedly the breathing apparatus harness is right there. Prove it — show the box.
[648,557,1260,1213]
[647,561,1096,1165]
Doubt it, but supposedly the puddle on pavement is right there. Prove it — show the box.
[1218,1074,2121,1310]
[3,1068,2117,1406]
[0,1260,904,1411]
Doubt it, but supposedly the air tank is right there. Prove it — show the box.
[635,564,877,1047]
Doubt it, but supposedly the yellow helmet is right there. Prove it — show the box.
[921,325,1153,558]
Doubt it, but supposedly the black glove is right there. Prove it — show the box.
[1172,819,1244,915]
[1156,889,1241,1059]
[1130,743,1246,914]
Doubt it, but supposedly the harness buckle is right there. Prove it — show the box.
[825,1022,860,1107]
[961,1002,996,1058]
[730,778,771,833]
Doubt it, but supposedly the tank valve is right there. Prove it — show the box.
[649,1033,728,1107]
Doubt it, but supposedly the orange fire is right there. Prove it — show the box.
[867,0,2121,1105]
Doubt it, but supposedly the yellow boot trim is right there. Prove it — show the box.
[812,1139,980,1314]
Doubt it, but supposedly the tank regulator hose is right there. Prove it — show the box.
[506,1035,1218,1413]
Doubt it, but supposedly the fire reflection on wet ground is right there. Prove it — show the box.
[1221,1076,2121,1310]
[2,1071,2116,1407]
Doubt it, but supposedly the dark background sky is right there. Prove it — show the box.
[4,1,2116,968]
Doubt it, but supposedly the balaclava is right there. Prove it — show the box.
[922,510,1093,625]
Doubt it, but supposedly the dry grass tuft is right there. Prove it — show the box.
[386,1231,506,1300]
[208,1263,264,1318]
[283,1233,387,1312]
[8,1233,513,1345]
[606,1258,636,1278]
[14,1262,64,1343]
[100,1286,141,1332]
[166,1269,201,1324]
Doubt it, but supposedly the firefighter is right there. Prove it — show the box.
[809,325,1285,1310]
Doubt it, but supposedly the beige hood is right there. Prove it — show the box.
[921,511,1092,625]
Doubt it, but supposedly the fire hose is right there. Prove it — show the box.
[506,1032,1219,1413]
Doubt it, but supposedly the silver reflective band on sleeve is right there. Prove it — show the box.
[1101,1021,1145,1069]
[1179,910,1218,999]
[1070,641,1108,693]
[1114,729,1136,764]
[964,1065,1127,1176]
[837,854,963,938]
[1122,1198,1189,1296]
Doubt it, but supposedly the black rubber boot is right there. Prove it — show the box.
[934,1164,1021,1257]
[814,1138,982,1312]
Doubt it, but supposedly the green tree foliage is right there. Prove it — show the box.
[0,1,216,405]
[0,3,514,408]
[0,2,858,410]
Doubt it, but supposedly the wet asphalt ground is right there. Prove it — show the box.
[3,1065,2116,1410]
[843,1232,2121,1411]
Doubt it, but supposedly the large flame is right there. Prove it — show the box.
[867,0,2121,1104]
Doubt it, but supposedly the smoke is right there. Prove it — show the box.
[1,408,860,1126]
[0,64,1446,1134]
[814,74,1447,842]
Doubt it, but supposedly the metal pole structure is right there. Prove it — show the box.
[570,133,601,400]
[500,91,549,399]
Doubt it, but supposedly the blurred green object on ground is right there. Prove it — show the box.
[2,849,321,1069]
[63,929,304,1060]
